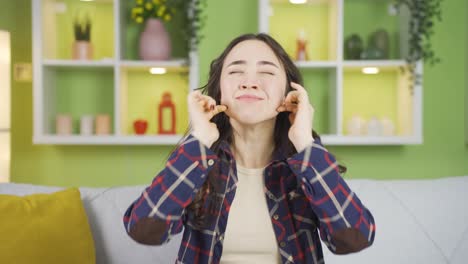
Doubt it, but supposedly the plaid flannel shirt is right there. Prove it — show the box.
[124,134,376,264]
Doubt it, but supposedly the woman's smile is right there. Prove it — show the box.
[235,94,264,102]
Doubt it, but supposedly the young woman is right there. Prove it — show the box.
[123,33,376,264]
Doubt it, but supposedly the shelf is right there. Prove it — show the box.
[33,0,199,145]
[41,67,114,135]
[119,59,188,68]
[32,134,421,146]
[33,135,184,145]
[43,59,115,67]
[33,0,422,146]
[266,0,338,61]
[41,0,114,60]
[321,135,422,145]
[119,0,189,61]
[342,65,413,137]
[295,61,338,68]
[342,60,407,68]
[343,0,408,60]
[118,66,190,136]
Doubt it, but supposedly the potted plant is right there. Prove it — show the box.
[130,0,206,60]
[73,13,93,60]
[392,0,443,91]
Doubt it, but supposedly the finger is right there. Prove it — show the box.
[194,95,215,111]
[208,105,228,119]
[277,103,298,112]
[198,100,209,110]
[290,82,308,94]
[199,95,216,109]
[290,82,310,103]
[284,91,301,104]
[191,90,203,100]
[188,90,200,104]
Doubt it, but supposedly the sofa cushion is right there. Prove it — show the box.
[0,188,96,264]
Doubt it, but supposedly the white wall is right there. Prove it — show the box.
[0,30,11,182]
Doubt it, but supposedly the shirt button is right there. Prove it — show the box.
[273,214,279,220]
[280,241,286,247]
[207,159,214,166]
[268,193,275,199]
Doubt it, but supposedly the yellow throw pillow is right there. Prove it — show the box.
[0,188,96,264]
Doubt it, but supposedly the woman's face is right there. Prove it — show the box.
[220,40,287,125]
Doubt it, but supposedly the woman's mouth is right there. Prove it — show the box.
[235,94,264,102]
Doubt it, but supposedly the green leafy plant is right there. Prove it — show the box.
[393,0,443,90]
[74,14,92,42]
[130,0,207,52]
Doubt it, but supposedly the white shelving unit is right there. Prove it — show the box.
[259,0,423,145]
[32,0,198,145]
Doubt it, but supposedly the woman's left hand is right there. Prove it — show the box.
[276,82,315,152]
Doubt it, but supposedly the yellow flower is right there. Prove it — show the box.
[152,0,160,4]
[132,8,142,16]
[136,0,143,5]
[157,6,165,17]
[133,7,143,13]
[145,2,153,10]
[136,16,143,24]
[164,14,171,21]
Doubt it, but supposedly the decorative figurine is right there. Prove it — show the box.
[296,29,308,61]
[56,114,73,135]
[95,114,111,135]
[344,34,364,60]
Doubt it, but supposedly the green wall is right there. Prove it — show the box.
[466,1,468,146]
[1,0,467,188]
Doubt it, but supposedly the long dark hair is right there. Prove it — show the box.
[184,33,346,228]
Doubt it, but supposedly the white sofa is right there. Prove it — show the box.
[1,175,467,264]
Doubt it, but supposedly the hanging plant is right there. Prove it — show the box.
[392,0,443,92]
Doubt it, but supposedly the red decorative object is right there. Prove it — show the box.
[158,92,176,134]
[133,119,148,135]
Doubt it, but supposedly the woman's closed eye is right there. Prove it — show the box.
[228,71,243,75]
[259,71,275,75]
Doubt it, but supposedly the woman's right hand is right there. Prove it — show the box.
[188,90,227,147]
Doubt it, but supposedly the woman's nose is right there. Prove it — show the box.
[240,79,259,89]
[240,83,258,89]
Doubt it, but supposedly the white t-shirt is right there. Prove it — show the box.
[220,164,281,264]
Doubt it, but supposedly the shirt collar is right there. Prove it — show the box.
[218,139,288,164]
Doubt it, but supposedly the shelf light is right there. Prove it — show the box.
[150,67,167,75]
[362,67,379,74]
[80,0,95,2]
[290,0,307,4]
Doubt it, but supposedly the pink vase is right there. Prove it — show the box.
[139,18,171,60]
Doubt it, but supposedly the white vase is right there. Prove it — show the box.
[366,116,383,136]
[381,116,395,136]
[346,115,366,136]
[80,115,94,135]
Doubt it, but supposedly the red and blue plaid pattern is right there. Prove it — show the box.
[124,134,376,263]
